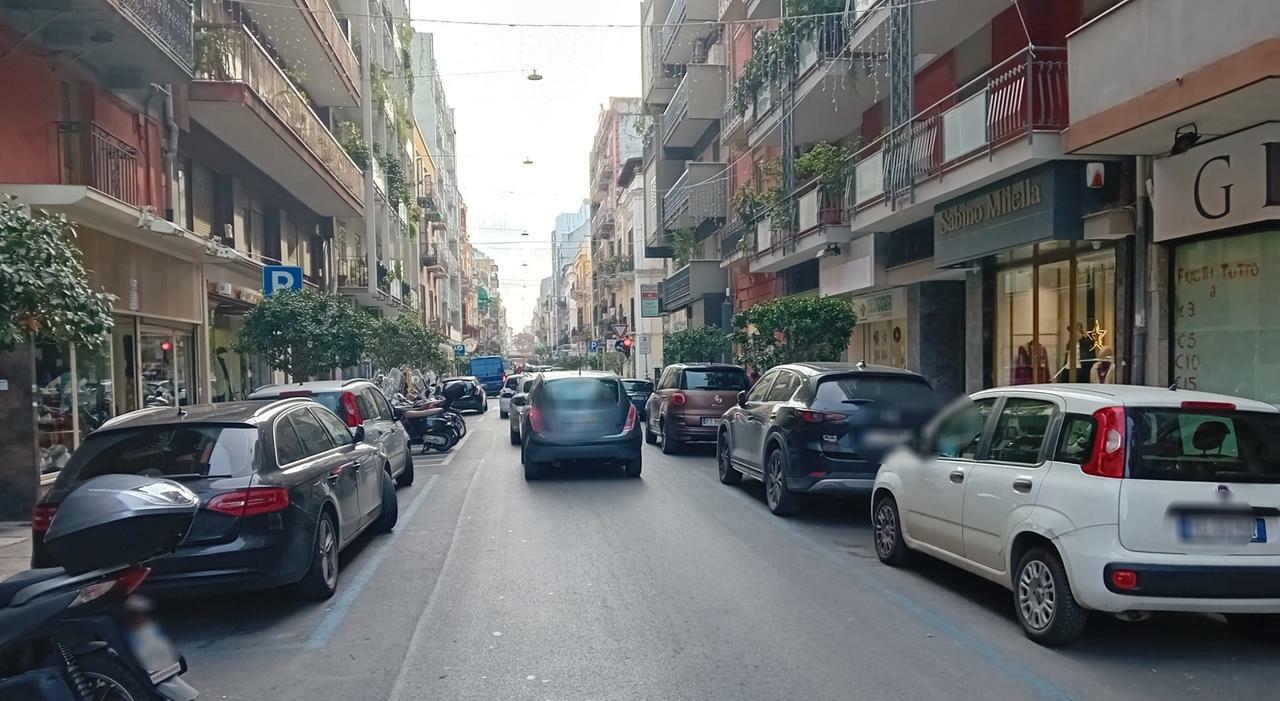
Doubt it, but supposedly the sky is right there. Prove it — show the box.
[408,0,643,334]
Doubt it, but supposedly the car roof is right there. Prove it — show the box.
[92,399,311,432]
[779,362,926,379]
[251,379,371,396]
[972,384,1279,413]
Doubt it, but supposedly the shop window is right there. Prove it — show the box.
[884,221,934,269]
[76,342,114,440]
[35,341,75,475]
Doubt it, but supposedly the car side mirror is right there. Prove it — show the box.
[511,395,528,407]
[737,391,747,408]
[351,424,366,442]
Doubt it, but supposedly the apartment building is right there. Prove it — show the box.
[587,98,644,340]
[619,159,666,380]
[551,203,591,350]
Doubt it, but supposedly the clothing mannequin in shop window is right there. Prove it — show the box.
[1013,339,1050,385]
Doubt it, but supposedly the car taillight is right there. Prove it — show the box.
[341,391,362,428]
[32,503,57,535]
[623,404,638,432]
[1082,407,1126,478]
[206,487,290,517]
[796,409,847,424]
[670,392,686,407]
[1110,569,1138,591]
[529,407,545,433]
[71,566,151,607]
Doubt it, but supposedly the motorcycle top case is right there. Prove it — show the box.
[45,475,199,574]
[442,382,469,402]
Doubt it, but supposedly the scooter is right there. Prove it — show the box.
[0,474,200,700]
[395,392,460,454]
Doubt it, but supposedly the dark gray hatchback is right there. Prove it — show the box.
[31,400,399,599]
[517,372,642,480]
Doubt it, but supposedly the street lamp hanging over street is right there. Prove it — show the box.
[527,69,543,82]
[522,157,534,165]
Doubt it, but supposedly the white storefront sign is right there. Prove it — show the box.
[1153,122,1280,242]
[850,288,905,323]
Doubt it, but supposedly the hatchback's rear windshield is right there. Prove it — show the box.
[622,380,653,394]
[306,393,342,415]
[59,425,260,485]
[541,378,620,407]
[812,375,937,410]
[1129,408,1280,483]
[681,369,747,391]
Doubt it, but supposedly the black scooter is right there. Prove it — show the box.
[395,387,463,454]
[0,475,200,700]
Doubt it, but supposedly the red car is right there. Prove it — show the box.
[645,364,749,454]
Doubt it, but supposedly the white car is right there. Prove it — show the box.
[498,374,524,419]
[871,384,1280,646]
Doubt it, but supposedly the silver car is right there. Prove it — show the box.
[507,375,536,445]
[498,374,524,419]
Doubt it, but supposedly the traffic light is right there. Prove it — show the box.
[622,336,633,358]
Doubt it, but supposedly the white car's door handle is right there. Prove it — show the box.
[949,469,965,484]
[1012,477,1033,493]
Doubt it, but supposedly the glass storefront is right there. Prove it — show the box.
[1172,230,1280,402]
[210,299,274,402]
[994,243,1117,386]
[845,289,908,368]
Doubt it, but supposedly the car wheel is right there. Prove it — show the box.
[500,410,509,419]
[872,494,911,566]
[1227,614,1280,643]
[717,433,741,485]
[1014,547,1087,646]
[644,418,657,444]
[295,511,339,600]
[372,469,398,534]
[524,459,544,480]
[510,426,521,445]
[660,419,681,455]
[764,448,801,516]
[624,455,643,478]
[396,451,415,487]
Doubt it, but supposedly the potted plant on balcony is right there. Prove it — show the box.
[194,26,235,80]
[671,227,697,268]
[796,141,857,224]
[338,122,370,170]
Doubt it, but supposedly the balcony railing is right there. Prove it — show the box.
[663,260,725,311]
[56,122,141,207]
[336,257,369,288]
[662,162,728,231]
[593,162,614,193]
[850,46,1068,208]
[113,0,195,68]
[661,0,717,61]
[297,0,359,96]
[194,23,364,202]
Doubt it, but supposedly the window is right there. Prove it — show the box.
[747,371,776,403]
[988,398,1056,465]
[766,372,801,402]
[659,367,679,390]
[505,376,521,390]
[275,417,308,465]
[1055,414,1096,465]
[681,369,748,390]
[1129,408,1280,483]
[366,387,393,420]
[541,378,620,407]
[313,408,354,447]
[287,409,335,458]
[354,389,380,423]
[61,426,260,482]
[812,375,938,411]
[933,398,996,459]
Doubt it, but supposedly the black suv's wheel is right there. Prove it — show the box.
[872,494,910,566]
[660,418,682,455]
[396,451,415,487]
[764,448,801,516]
[624,456,643,478]
[524,460,544,480]
[372,469,398,534]
[717,433,741,485]
[1013,547,1087,646]
[295,511,339,600]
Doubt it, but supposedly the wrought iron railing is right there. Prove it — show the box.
[112,0,195,68]
[296,0,359,97]
[56,122,141,207]
[193,23,364,203]
[336,257,369,288]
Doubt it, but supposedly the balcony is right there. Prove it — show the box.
[660,0,718,65]
[844,46,1068,232]
[750,181,850,274]
[190,23,364,218]
[6,0,194,83]
[662,63,726,149]
[662,162,727,232]
[1066,0,1280,155]
[56,122,142,208]
[245,0,360,107]
[745,0,778,20]
[718,0,743,21]
[421,253,443,273]
[663,260,727,312]
[592,209,616,240]
[593,161,614,195]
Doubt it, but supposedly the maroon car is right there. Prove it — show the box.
[645,364,749,454]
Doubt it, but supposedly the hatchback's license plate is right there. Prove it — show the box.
[863,429,911,448]
[701,417,718,427]
[1179,516,1265,543]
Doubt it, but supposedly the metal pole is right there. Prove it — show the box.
[1132,156,1150,384]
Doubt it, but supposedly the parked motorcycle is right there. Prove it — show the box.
[0,474,200,700]
[394,389,461,454]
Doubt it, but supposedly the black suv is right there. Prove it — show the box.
[516,371,642,480]
[717,362,940,515]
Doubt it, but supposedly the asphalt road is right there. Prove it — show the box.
[160,406,1280,701]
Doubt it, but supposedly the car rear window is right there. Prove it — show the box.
[59,425,260,484]
[622,380,653,394]
[307,392,342,415]
[541,378,620,407]
[681,369,747,391]
[1129,408,1280,483]
[812,375,936,410]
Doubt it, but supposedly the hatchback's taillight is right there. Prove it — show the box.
[341,391,362,428]
[1082,407,1126,478]
[796,409,847,424]
[206,487,290,517]
[623,404,638,432]
[32,503,56,534]
[529,407,545,433]
[670,392,687,407]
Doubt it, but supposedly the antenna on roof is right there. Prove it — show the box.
[856,359,867,368]
[1168,383,1178,391]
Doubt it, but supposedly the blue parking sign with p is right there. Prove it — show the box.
[589,340,600,354]
[263,265,304,295]
[454,345,466,358]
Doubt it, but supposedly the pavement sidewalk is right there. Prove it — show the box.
[0,523,32,581]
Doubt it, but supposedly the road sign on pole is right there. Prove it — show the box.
[262,265,303,295]
[637,334,651,355]
[614,339,624,352]
[453,345,466,358]
[611,323,629,339]
[588,340,600,354]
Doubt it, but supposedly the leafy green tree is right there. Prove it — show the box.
[0,200,114,352]
[366,313,450,374]
[237,289,372,380]
[662,326,729,365]
[731,296,857,371]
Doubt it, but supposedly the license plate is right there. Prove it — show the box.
[128,619,181,682]
[1179,516,1266,544]
[863,429,911,448]
[701,417,719,427]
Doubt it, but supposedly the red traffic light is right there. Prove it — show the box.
[160,340,173,353]
[622,337,633,348]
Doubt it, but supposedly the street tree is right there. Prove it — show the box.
[366,313,450,375]
[731,296,857,371]
[662,326,729,365]
[237,289,372,380]
[0,200,114,352]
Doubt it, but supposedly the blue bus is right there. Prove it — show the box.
[467,355,506,394]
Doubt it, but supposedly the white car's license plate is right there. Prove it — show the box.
[1179,516,1265,543]
[863,429,911,448]
[701,417,718,427]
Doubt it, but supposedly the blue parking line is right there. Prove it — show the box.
[305,473,439,650]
